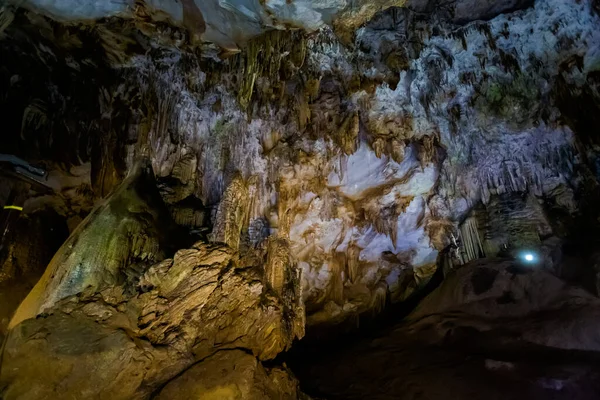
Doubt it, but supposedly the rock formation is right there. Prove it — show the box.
[154,350,307,400]
[3,0,600,325]
[9,160,179,329]
[1,0,600,397]
[212,173,250,250]
[1,160,304,399]
[1,237,304,399]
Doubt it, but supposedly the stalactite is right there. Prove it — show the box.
[337,112,359,155]
[170,205,205,227]
[459,216,485,263]
[372,138,385,158]
[211,174,249,251]
[346,242,361,283]
[328,256,345,306]
[370,282,387,316]
[277,181,300,238]
[419,135,437,166]
[265,237,292,296]
[231,30,307,109]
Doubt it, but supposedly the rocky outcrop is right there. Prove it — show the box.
[1,240,305,399]
[8,160,180,329]
[408,259,600,351]
[154,350,305,400]
[1,157,305,399]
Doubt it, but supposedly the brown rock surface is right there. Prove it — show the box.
[155,350,304,400]
[9,160,180,330]
[1,240,305,399]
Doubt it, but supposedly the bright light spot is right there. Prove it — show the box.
[520,251,538,264]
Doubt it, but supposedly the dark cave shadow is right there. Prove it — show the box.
[279,257,448,384]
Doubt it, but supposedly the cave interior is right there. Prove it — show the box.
[1,0,600,399]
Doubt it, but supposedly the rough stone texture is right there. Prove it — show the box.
[9,160,180,329]
[211,174,250,250]
[155,350,304,400]
[135,241,305,360]
[5,0,538,50]
[8,0,408,49]
[1,0,600,398]
[1,241,305,399]
[408,0,536,24]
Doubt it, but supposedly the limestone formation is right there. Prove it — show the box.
[154,350,304,400]
[9,160,180,329]
[265,236,294,296]
[1,241,305,399]
[211,174,250,251]
[2,0,600,398]
[1,0,600,372]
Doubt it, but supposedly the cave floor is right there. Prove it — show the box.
[286,259,600,400]
[288,323,600,400]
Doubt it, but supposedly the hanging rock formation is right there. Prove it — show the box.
[1,0,600,398]
[212,173,250,250]
[2,0,600,328]
[0,0,600,383]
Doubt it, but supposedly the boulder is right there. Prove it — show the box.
[155,350,304,400]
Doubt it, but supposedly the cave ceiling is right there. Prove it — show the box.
[1,0,600,327]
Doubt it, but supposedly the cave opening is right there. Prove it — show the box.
[2,0,600,399]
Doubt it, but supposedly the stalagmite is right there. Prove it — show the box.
[347,242,361,283]
[370,282,388,316]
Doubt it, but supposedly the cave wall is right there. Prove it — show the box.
[1,0,600,327]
